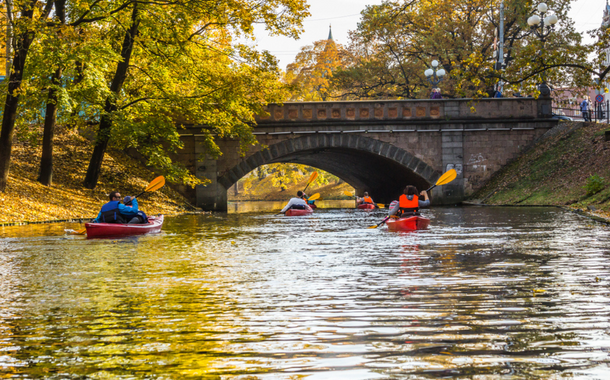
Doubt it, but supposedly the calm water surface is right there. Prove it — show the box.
[1,206,610,379]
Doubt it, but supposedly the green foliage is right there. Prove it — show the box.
[326,0,595,100]
[584,175,606,197]
[3,0,310,188]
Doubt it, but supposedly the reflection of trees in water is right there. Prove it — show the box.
[0,234,242,377]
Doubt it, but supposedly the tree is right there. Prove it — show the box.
[82,0,310,188]
[0,0,309,192]
[0,0,137,192]
[37,0,66,186]
[330,0,593,100]
[0,0,54,191]
[284,35,349,101]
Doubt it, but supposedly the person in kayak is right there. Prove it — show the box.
[357,192,375,206]
[122,196,149,224]
[388,186,430,217]
[92,191,142,224]
[280,191,309,213]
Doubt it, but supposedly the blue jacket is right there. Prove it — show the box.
[580,100,589,111]
[93,198,140,223]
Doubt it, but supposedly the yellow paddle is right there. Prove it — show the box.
[368,169,457,229]
[303,171,318,193]
[425,169,457,192]
[126,176,166,204]
[71,176,166,235]
[308,193,321,201]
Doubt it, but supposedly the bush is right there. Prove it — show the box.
[584,175,606,196]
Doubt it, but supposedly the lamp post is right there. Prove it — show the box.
[527,2,559,97]
[424,60,446,87]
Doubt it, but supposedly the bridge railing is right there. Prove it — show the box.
[255,98,547,124]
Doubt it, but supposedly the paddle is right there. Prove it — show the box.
[308,193,320,201]
[303,171,318,193]
[425,169,457,192]
[71,176,166,234]
[344,191,384,208]
[125,176,166,205]
[368,169,457,229]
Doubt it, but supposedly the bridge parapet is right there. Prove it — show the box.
[255,98,546,125]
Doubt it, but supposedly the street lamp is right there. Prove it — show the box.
[527,2,559,97]
[424,60,446,87]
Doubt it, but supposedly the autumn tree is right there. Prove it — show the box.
[82,0,310,189]
[331,0,593,100]
[0,0,309,192]
[0,0,54,192]
[284,32,349,101]
[0,0,138,192]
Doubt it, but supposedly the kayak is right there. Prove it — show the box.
[85,215,164,238]
[357,203,375,210]
[386,215,430,231]
[285,206,314,216]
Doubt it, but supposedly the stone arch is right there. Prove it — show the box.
[218,134,442,203]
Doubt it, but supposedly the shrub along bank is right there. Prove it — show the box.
[468,121,610,222]
[0,126,195,225]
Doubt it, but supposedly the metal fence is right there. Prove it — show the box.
[554,100,610,123]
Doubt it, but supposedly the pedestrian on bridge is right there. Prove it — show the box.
[580,96,591,122]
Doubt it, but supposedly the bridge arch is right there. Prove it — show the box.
[218,134,442,203]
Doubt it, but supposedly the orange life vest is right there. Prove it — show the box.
[399,194,419,212]
[363,196,373,204]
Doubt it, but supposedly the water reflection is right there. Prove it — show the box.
[0,206,609,378]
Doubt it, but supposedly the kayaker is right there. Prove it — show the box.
[388,186,430,217]
[280,191,309,213]
[122,196,149,224]
[357,192,375,205]
[92,191,142,224]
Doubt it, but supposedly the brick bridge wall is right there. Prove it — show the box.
[175,97,557,211]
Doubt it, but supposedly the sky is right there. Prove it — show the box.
[252,0,609,71]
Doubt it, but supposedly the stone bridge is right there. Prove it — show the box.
[175,97,557,211]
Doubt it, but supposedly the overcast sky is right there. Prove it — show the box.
[252,0,608,71]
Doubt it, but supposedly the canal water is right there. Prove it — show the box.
[0,205,609,378]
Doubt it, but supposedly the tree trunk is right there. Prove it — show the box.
[38,0,66,186]
[83,4,140,189]
[38,67,62,186]
[0,10,36,192]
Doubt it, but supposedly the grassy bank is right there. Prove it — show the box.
[469,121,610,222]
[0,126,195,225]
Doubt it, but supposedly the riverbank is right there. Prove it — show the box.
[0,126,195,226]
[468,121,610,223]
[229,175,354,201]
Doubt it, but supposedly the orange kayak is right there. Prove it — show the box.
[357,203,375,210]
[386,216,430,231]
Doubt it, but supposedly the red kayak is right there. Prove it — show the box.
[285,206,314,216]
[386,215,430,231]
[357,203,375,210]
[85,215,164,238]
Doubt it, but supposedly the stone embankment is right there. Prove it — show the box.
[468,121,610,224]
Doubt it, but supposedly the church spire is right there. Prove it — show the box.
[328,24,333,41]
